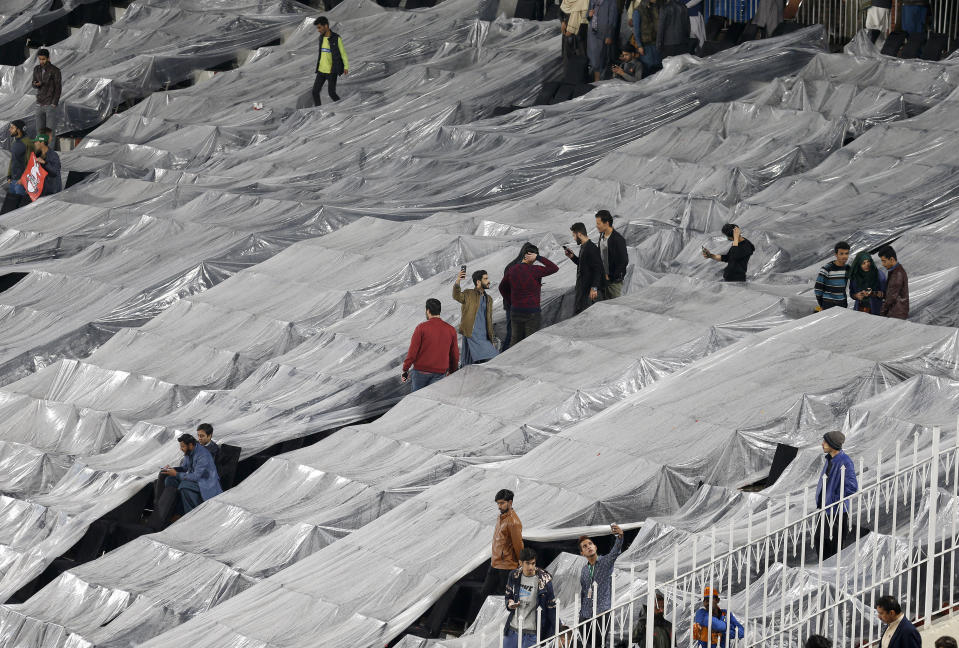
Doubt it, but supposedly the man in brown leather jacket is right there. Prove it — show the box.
[472,488,524,621]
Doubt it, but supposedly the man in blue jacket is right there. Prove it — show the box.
[814,430,858,559]
[694,588,744,648]
[876,596,921,648]
[503,547,557,648]
[160,433,222,515]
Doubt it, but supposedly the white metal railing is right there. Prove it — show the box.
[703,0,959,50]
[475,421,958,648]
[789,0,959,50]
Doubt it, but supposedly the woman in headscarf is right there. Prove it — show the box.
[587,0,619,81]
[849,251,886,314]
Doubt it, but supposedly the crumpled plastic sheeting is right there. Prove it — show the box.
[399,372,959,648]
[0,183,341,386]
[0,18,831,613]
[124,310,959,648]
[0,0,104,49]
[0,16,953,648]
[0,276,790,648]
[0,0,312,136]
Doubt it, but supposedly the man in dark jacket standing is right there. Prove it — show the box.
[32,49,61,137]
[878,245,909,320]
[6,120,32,186]
[594,210,628,299]
[657,0,691,58]
[565,222,604,314]
[312,16,349,106]
[702,223,755,282]
[500,245,559,345]
[876,596,920,648]
[453,268,498,365]
[503,547,556,648]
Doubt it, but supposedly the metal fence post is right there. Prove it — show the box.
[646,560,657,648]
[924,426,941,624]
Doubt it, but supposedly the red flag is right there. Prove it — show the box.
[19,153,47,202]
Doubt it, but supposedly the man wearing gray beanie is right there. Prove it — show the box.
[814,430,858,559]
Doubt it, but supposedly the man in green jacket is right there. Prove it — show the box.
[312,16,349,106]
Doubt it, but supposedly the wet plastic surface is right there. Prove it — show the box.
[0,4,955,648]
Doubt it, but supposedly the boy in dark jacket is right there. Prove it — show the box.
[503,547,557,647]
[814,430,858,559]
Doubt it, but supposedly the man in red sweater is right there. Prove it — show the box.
[499,244,559,345]
[402,298,459,392]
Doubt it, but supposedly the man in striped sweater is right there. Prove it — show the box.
[814,241,851,311]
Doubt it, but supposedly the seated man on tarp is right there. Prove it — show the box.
[150,433,222,529]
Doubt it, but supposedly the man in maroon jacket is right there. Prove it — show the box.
[878,245,909,320]
[499,244,559,345]
[402,298,459,391]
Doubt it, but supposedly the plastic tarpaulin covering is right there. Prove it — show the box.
[0,4,955,648]
[0,0,312,136]
[0,0,105,49]
[0,0,831,623]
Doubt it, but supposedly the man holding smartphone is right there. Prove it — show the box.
[502,547,557,648]
[565,222,604,314]
[702,223,754,282]
[453,267,498,365]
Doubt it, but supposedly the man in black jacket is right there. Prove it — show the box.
[32,49,61,138]
[313,16,349,106]
[6,120,32,186]
[702,223,754,282]
[594,210,628,299]
[657,0,691,58]
[565,222,604,314]
[875,596,920,648]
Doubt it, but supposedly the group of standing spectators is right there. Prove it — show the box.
[814,241,909,319]
[3,48,63,213]
[701,225,910,319]
[559,0,705,83]
[402,211,628,392]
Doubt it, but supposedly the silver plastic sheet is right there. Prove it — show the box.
[0,0,312,136]
[0,5,955,648]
